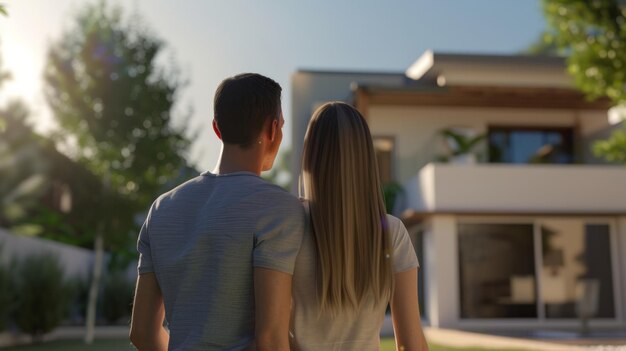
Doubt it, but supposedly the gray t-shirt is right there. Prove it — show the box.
[137,171,305,351]
[290,213,419,351]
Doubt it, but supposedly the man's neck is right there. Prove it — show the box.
[212,144,264,176]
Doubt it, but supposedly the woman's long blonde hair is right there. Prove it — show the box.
[301,102,393,315]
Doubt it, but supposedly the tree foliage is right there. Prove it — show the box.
[44,3,195,341]
[0,101,48,227]
[44,2,193,216]
[0,45,50,229]
[594,127,626,162]
[543,0,626,102]
[542,0,626,163]
[262,149,292,190]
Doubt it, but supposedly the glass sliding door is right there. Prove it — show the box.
[540,220,615,319]
[457,218,619,322]
[410,228,426,318]
[458,223,537,318]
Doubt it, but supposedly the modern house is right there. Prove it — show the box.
[290,51,626,332]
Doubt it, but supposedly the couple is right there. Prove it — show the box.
[129,73,428,351]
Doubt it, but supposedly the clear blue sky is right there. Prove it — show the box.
[0,0,546,170]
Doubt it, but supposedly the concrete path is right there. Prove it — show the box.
[425,328,589,351]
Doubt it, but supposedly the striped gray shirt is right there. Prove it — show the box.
[137,171,305,351]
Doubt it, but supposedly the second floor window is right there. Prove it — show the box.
[488,127,574,164]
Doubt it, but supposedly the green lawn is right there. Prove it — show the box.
[1,338,536,351]
[0,338,135,351]
[380,338,534,351]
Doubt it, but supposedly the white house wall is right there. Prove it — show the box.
[407,163,626,214]
[423,215,459,328]
[290,71,406,193]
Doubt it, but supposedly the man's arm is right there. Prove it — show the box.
[254,267,292,351]
[130,273,169,351]
[391,268,429,351]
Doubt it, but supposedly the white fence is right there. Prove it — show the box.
[0,227,93,279]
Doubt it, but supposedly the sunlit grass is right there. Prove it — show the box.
[1,337,536,351]
[380,338,534,351]
[0,338,134,351]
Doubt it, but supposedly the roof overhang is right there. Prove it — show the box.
[405,50,572,88]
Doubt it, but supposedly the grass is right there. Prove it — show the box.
[0,338,537,351]
[381,338,534,351]
[0,338,135,351]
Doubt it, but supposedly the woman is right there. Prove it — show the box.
[290,102,429,351]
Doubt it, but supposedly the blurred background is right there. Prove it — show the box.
[0,1,625,350]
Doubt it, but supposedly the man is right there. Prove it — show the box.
[130,73,305,351]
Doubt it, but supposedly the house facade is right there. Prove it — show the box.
[291,51,626,331]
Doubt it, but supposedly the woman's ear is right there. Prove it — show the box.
[212,119,222,140]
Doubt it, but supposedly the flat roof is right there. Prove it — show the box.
[406,50,567,80]
[294,68,404,77]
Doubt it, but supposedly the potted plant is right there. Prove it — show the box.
[439,128,485,164]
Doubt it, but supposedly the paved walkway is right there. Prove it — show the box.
[425,328,626,351]
[425,328,588,351]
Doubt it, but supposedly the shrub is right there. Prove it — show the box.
[13,253,72,341]
[66,273,90,325]
[101,270,134,324]
[0,259,14,331]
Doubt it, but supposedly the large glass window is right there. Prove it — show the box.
[407,227,426,317]
[458,219,617,321]
[541,221,615,318]
[458,224,537,319]
[488,127,574,164]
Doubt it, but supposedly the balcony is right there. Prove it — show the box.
[405,163,626,214]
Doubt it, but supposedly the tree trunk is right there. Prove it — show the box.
[84,228,104,344]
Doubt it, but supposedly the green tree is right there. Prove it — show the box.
[263,149,292,190]
[0,38,49,230]
[44,2,193,343]
[541,0,626,162]
[0,101,48,229]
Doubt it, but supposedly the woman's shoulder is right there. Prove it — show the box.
[385,214,419,272]
[384,214,413,251]
[384,214,407,236]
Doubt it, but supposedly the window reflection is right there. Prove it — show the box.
[458,224,537,318]
[489,127,574,164]
[541,221,615,318]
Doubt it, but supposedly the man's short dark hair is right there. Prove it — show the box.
[214,73,282,148]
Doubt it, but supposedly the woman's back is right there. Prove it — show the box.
[290,213,418,351]
[294,101,428,350]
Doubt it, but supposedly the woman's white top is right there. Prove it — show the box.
[290,212,419,351]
